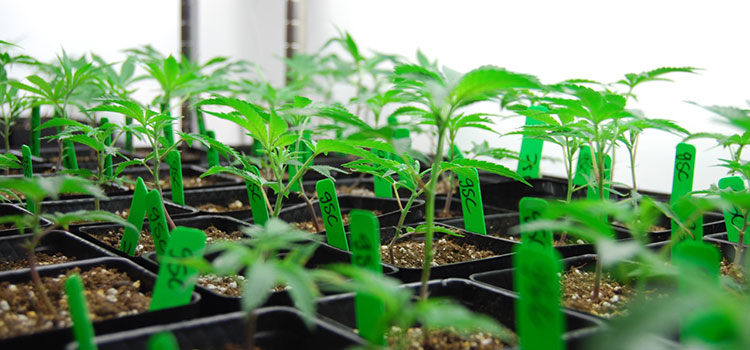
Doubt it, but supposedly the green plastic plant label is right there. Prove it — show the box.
[146,189,171,259]
[196,109,207,136]
[101,118,113,178]
[206,130,220,167]
[316,178,349,250]
[147,332,178,350]
[672,240,724,344]
[586,154,612,200]
[670,143,702,241]
[120,177,149,256]
[125,117,134,153]
[166,151,185,205]
[64,139,79,170]
[161,105,175,147]
[573,145,592,187]
[21,144,32,179]
[519,197,553,251]
[514,244,564,350]
[245,165,269,225]
[372,149,393,198]
[289,131,312,192]
[349,210,386,345]
[150,226,207,311]
[30,106,41,157]
[517,106,546,179]
[458,168,487,235]
[65,274,97,350]
[719,176,747,244]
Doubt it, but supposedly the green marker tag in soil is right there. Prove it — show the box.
[719,176,747,244]
[150,226,206,311]
[64,139,78,170]
[670,143,702,241]
[66,274,97,350]
[673,241,724,344]
[166,151,185,205]
[586,154,612,200]
[206,130,220,167]
[161,105,175,146]
[196,109,207,136]
[458,168,486,235]
[372,149,393,198]
[30,106,41,157]
[517,107,546,179]
[125,117,133,153]
[120,177,149,256]
[289,132,312,192]
[573,145,593,187]
[245,165,269,225]
[514,245,564,350]
[316,178,348,250]
[349,210,386,345]
[101,117,113,178]
[147,332,178,350]
[519,197,553,251]
[21,145,32,179]
[146,189,171,259]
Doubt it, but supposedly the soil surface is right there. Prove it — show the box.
[123,175,219,190]
[197,200,250,213]
[90,224,244,256]
[336,185,375,197]
[561,264,635,318]
[0,265,151,338]
[436,210,463,219]
[382,237,496,268]
[198,274,245,297]
[0,252,75,271]
[387,326,514,350]
[294,210,382,233]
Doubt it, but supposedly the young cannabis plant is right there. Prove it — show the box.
[390,61,540,298]
[0,175,133,314]
[0,40,37,153]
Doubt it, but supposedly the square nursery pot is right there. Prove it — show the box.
[64,307,366,350]
[180,185,305,220]
[316,278,603,350]
[0,230,115,272]
[276,195,426,233]
[0,257,201,350]
[39,195,197,234]
[318,223,516,283]
[119,164,243,194]
[0,203,52,237]
[78,215,252,270]
[143,242,399,315]
[433,194,513,222]
[124,146,202,164]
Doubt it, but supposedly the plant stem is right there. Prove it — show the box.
[244,312,258,350]
[419,126,446,299]
[389,190,420,264]
[298,183,322,232]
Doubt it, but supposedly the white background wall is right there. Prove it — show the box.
[1,0,749,193]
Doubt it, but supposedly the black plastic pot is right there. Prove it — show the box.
[144,242,399,315]
[180,185,305,220]
[433,194,513,222]
[119,164,243,194]
[316,278,603,350]
[0,257,201,350]
[0,203,52,237]
[0,230,115,271]
[39,195,196,234]
[64,307,366,350]
[276,195,425,231]
[329,223,515,283]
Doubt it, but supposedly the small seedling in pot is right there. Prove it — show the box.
[0,175,133,314]
[0,40,37,154]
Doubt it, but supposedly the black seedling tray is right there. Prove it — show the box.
[316,278,603,350]
[433,194,513,222]
[143,242,399,315]
[77,215,252,271]
[0,257,201,350]
[276,195,425,231]
[39,195,197,234]
[64,307,365,350]
[0,203,52,237]
[0,230,115,271]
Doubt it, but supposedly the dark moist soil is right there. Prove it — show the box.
[294,210,383,233]
[382,237,496,268]
[561,264,635,318]
[90,225,244,257]
[0,252,75,271]
[386,326,514,350]
[0,265,151,339]
[721,258,745,284]
[197,200,250,213]
[436,210,463,219]
[123,175,218,190]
